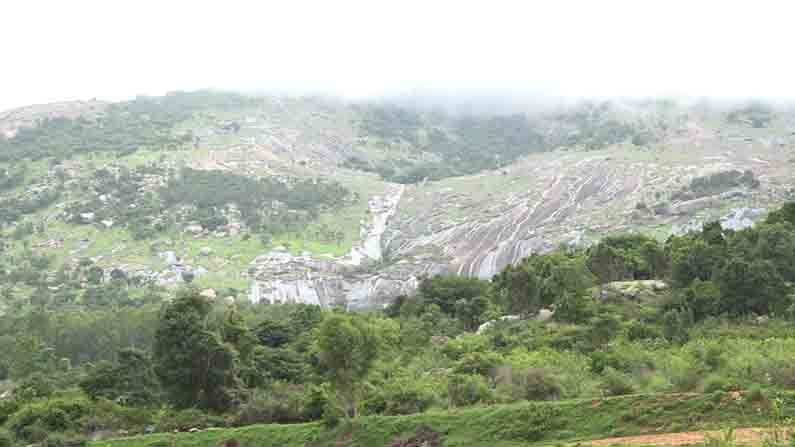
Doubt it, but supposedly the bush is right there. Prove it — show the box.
[155,408,225,432]
[514,369,561,401]
[453,351,505,377]
[485,403,562,442]
[0,399,19,425]
[322,401,344,429]
[767,365,795,388]
[364,377,436,415]
[8,397,90,442]
[600,367,635,396]
[41,434,88,447]
[703,374,740,393]
[627,321,661,341]
[79,399,154,435]
[447,374,492,407]
[661,353,703,392]
[0,429,12,447]
[744,384,766,403]
[233,384,313,426]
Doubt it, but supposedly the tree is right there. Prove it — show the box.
[255,319,293,348]
[492,264,541,316]
[766,202,795,226]
[715,258,789,315]
[418,276,490,315]
[153,289,239,411]
[454,295,493,331]
[80,348,159,406]
[674,279,721,321]
[315,313,378,419]
[669,239,721,287]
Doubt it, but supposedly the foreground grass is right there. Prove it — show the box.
[93,392,795,447]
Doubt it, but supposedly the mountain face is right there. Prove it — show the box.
[0,92,792,310]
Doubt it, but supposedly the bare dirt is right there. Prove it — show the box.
[586,428,781,446]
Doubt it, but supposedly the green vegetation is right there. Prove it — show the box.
[1,202,795,445]
[94,392,795,447]
[349,101,650,183]
[59,163,351,241]
[0,91,257,162]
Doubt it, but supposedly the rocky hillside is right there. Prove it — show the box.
[1,92,793,310]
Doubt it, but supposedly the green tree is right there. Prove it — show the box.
[418,276,490,315]
[153,289,239,411]
[492,264,541,316]
[79,348,159,406]
[715,258,789,315]
[315,313,378,419]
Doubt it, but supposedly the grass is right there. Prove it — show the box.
[92,392,795,447]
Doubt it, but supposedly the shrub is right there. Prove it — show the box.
[485,403,562,442]
[664,355,703,392]
[79,399,154,434]
[364,377,436,416]
[627,321,661,341]
[0,399,19,425]
[389,425,443,447]
[447,374,492,407]
[453,351,505,377]
[601,367,635,396]
[767,365,795,388]
[41,434,88,447]
[233,383,314,426]
[745,384,766,403]
[703,374,740,393]
[514,368,561,401]
[322,401,344,429]
[8,397,90,442]
[0,429,12,447]
[155,408,224,432]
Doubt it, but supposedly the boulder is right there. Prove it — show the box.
[476,315,521,334]
[185,224,204,235]
[159,251,179,265]
[199,247,213,257]
[200,288,217,299]
[536,308,555,322]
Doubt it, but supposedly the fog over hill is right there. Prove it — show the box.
[0,91,792,309]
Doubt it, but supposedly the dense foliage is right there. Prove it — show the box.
[2,202,795,445]
[0,91,257,162]
[349,102,651,183]
[60,165,351,240]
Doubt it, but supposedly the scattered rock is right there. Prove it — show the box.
[80,212,96,222]
[430,335,450,345]
[389,425,443,447]
[537,308,555,322]
[201,289,217,299]
[185,224,204,235]
[159,251,179,265]
[477,315,521,334]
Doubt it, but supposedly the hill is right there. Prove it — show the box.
[93,392,795,447]
[1,92,794,310]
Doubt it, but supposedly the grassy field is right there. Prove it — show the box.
[92,391,795,447]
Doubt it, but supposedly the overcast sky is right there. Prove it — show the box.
[2,1,794,111]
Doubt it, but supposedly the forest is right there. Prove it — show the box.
[351,102,648,183]
[0,91,258,162]
[2,202,795,446]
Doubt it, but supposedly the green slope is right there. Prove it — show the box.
[93,391,794,447]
